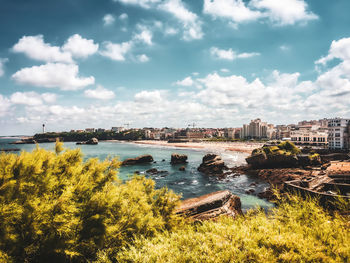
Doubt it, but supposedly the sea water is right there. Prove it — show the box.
[0,138,273,211]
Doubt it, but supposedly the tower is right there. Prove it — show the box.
[42,124,46,133]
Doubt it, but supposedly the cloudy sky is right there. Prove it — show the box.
[1,0,350,135]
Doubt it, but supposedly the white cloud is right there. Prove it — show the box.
[84,85,115,100]
[100,41,132,61]
[10,91,57,106]
[0,95,12,117]
[12,63,95,90]
[137,54,150,62]
[114,0,160,9]
[316,37,350,65]
[13,34,98,63]
[134,90,163,103]
[133,28,153,45]
[175,76,194,86]
[158,0,203,41]
[280,45,290,51]
[251,0,318,26]
[203,0,317,26]
[220,68,230,73]
[0,58,8,77]
[119,13,129,20]
[12,35,73,63]
[203,0,262,23]
[164,27,178,35]
[62,34,99,59]
[103,14,115,26]
[210,47,260,60]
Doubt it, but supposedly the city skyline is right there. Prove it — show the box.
[1,0,350,135]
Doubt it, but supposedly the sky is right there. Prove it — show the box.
[1,0,350,135]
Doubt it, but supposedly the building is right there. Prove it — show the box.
[328,118,350,150]
[241,119,269,139]
[111,127,125,133]
[85,128,95,133]
[290,126,328,146]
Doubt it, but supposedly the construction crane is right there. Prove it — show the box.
[188,122,196,129]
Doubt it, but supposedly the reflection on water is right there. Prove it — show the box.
[0,139,273,211]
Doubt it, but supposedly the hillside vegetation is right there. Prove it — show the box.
[0,142,349,263]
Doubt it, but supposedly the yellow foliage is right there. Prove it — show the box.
[117,195,350,263]
[0,142,180,262]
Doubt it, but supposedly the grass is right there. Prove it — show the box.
[115,194,350,263]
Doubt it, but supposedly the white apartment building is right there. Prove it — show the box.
[290,126,328,146]
[328,118,350,150]
[241,119,270,139]
[111,127,125,133]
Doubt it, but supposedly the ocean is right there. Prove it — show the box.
[0,138,273,211]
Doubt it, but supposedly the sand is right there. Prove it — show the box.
[129,140,263,154]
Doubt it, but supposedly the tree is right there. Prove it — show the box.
[0,141,180,262]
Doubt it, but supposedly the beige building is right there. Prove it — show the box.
[241,119,271,139]
[290,126,328,146]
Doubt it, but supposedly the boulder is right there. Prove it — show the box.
[121,154,154,166]
[76,137,98,145]
[146,168,158,174]
[246,152,267,168]
[198,154,227,175]
[171,153,188,164]
[179,166,186,171]
[246,152,299,168]
[86,137,98,145]
[176,190,242,220]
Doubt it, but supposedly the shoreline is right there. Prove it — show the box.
[127,140,264,154]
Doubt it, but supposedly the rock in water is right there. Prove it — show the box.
[86,137,98,145]
[121,155,154,166]
[197,154,227,175]
[146,168,158,174]
[179,166,186,171]
[171,153,188,164]
[176,190,242,220]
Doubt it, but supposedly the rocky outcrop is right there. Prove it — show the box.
[246,152,299,168]
[86,137,98,145]
[76,137,98,145]
[179,166,186,171]
[320,153,350,163]
[171,153,188,164]
[198,154,227,176]
[176,190,242,220]
[146,168,168,176]
[121,155,154,166]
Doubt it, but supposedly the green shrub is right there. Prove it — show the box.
[117,195,350,263]
[0,142,180,262]
[278,141,301,155]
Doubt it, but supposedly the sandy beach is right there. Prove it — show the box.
[128,140,264,154]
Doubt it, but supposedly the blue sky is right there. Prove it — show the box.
[1,0,350,135]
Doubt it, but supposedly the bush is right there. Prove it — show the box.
[117,195,350,263]
[0,141,180,262]
[278,141,301,155]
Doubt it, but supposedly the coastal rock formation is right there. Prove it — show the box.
[76,138,98,145]
[171,153,188,164]
[246,152,299,168]
[320,153,350,163]
[121,154,154,166]
[86,138,98,145]
[198,154,227,175]
[176,190,242,220]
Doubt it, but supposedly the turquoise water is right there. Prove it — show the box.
[0,138,273,211]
